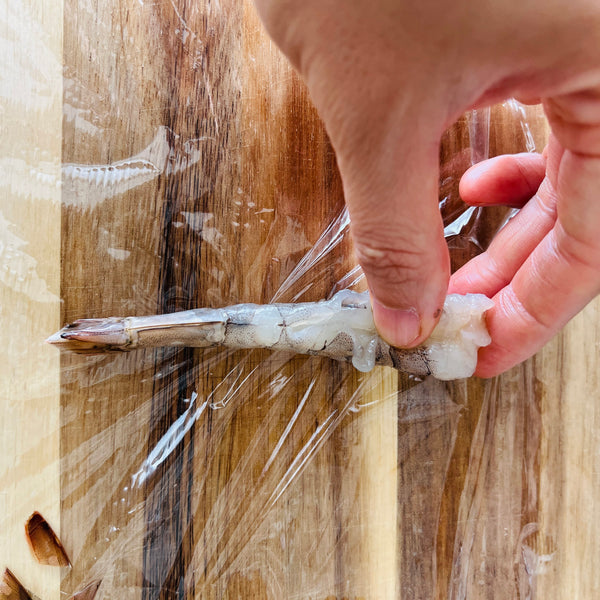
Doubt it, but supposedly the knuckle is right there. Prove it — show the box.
[554,222,600,275]
[531,181,558,219]
[500,285,552,332]
[545,92,600,156]
[353,237,424,288]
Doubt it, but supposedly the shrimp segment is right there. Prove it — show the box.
[47,291,493,380]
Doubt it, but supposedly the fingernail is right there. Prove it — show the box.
[371,299,421,348]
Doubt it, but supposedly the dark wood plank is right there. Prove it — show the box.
[61,0,175,594]
[61,2,382,598]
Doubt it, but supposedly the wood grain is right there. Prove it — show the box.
[535,301,600,599]
[4,0,600,598]
[60,1,399,598]
[61,0,168,594]
[0,1,62,598]
[434,103,551,600]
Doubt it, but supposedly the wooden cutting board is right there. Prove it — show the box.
[2,1,600,599]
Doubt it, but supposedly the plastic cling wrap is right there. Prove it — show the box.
[3,1,600,600]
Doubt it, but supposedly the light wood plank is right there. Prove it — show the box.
[0,0,63,598]
[535,300,600,599]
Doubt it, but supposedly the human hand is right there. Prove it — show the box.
[253,0,600,374]
[451,121,600,375]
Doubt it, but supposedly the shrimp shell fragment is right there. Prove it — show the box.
[47,291,494,380]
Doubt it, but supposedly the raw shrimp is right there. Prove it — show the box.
[47,291,493,380]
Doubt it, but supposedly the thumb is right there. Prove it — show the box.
[342,130,450,348]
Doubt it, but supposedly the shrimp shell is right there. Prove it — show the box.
[47,291,493,380]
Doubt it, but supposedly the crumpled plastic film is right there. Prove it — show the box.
[2,1,556,599]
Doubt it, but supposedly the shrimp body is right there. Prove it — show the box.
[48,291,493,380]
